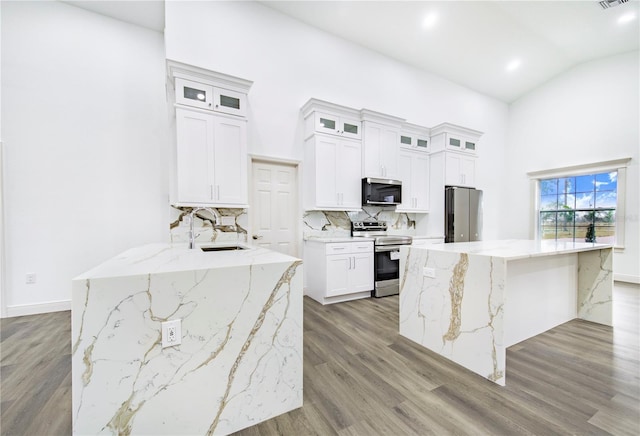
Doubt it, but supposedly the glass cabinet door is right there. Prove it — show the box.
[213,87,247,117]
[315,112,340,136]
[448,136,461,149]
[400,135,413,148]
[340,116,362,140]
[175,78,213,110]
[416,138,429,150]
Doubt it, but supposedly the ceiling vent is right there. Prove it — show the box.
[599,0,629,9]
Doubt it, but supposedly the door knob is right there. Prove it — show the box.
[252,235,263,240]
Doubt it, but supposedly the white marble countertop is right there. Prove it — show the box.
[74,243,300,280]
[412,235,445,240]
[411,239,611,261]
[304,236,375,243]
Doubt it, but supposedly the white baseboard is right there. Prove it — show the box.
[4,300,71,318]
[614,274,640,284]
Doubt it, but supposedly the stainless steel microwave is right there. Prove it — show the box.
[362,178,402,206]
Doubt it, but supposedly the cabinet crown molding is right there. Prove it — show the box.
[301,98,361,119]
[430,122,483,140]
[167,59,253,94]
[401,121,431,135]
[360,109,405,126]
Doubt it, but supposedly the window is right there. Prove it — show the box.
[528,158,630,248]
[539,172,617,244]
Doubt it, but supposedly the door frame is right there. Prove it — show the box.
[0,142,6,318]
[249,154,302,257]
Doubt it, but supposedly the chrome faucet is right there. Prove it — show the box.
[188,207,221,249]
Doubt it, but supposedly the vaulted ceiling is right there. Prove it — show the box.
[63,0,640,103]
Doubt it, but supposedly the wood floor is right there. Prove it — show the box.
[1,283,638,436]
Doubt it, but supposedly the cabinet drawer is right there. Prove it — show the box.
[325,243,352,255]
[351,242,373,253]
[325,241,373,255]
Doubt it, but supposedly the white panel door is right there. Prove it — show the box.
[251,160,299,256]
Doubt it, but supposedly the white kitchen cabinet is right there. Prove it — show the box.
[445,152,476,188]
[399,123,430,153]
[362,121,400,179]
[311,111,362,140]
[430,122,482,189]
[175,77,247,117]
[174,107,248,206]
[305,240,374,305]
[304,135,362,211]
[430,122,482,155]
[397,149,430,213]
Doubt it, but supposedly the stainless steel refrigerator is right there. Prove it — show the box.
[445,186,483,243]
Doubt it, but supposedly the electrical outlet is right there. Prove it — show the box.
[26,273,37,284]
[423,267,436,278]
[162,319,182,348]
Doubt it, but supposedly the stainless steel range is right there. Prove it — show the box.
[352,221,413,297]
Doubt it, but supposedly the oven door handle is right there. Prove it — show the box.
[375,245,401,253]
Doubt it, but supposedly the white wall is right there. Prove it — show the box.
[1,1,170,316]
[164,0,509,240]
[506,51,640,281]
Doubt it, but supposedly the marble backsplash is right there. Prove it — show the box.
[303,207,416,239]
[170,206,416,244]
[170,206,248,244]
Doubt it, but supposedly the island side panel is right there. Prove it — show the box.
[577,247,613,326]
[71,260,303,436]
[504,253,578,347]
[399,246,507,386]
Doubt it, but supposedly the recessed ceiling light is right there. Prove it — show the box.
[618,12,637,23]
[422,13,438,29]
[506,59,521,72]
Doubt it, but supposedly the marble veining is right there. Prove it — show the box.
[443,253,468,343]
[399,240,611,387]
[72,244,303,435]
[170,206,248,245]
[302,207,416,239]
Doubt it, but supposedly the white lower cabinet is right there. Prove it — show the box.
[397,149,430,213]
[174,107,248,207]
[305,240,374,304]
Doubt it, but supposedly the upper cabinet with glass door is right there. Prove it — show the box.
[171,64,250,118]
[399,122,430,153]
[430,122,483,155]
[302,99,362,140]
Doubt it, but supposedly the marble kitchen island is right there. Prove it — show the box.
[71,243,302,435]
[399,239,612,386]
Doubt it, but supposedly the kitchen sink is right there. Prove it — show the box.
[200,245,248,252]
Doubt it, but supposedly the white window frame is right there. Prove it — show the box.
[527,158,631,250]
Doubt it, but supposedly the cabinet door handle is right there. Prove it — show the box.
[210,185,214,200]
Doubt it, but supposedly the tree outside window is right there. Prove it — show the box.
[539,172,617,244]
